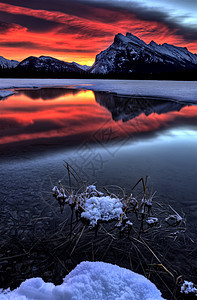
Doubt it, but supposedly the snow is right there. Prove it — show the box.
[126,33,147,47]
[0,261,165,300]
[115,33,136,45]
[81,196,123,227]
[52,184,124,227]
[165,205,183,225]
[146,217,158,225]
[0,56,19,69]
[181,281,197,296]
[181,280,197,296]
[149,42,197,64]
[91,32,197,74]
[0,79,197,104]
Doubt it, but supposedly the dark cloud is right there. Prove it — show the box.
[0,117,23,130]
[0,11,60,33]
[0,41,94,53]
[79,1,197,42]
[0,21,13,32]
[0,0,197,42]
[121,5,197,41]
[57,23,111,38]
[0,0,133,23]
[0,41,42,48]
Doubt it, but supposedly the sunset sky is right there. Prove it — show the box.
[0,0,196,65]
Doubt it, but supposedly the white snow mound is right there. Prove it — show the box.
[81,196,123,227]
[0,261,165,300]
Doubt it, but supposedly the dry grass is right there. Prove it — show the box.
[0,163,196,300]
[48,162,196,299]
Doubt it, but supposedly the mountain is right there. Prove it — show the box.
[17,56,83,74]
[1,33,197,78]
[0,56,19,69]
[90,32,197,75]
[72,62,91,71]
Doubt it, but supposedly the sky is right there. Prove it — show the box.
[0,0,196,65]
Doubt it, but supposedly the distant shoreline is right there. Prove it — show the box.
[0,78,197,103]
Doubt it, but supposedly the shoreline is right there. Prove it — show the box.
[0,79,197,104]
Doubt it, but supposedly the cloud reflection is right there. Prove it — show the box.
[0,88,197,152]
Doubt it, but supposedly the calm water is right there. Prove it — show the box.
[0,88,197,219]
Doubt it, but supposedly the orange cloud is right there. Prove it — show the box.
[0,2,196,65]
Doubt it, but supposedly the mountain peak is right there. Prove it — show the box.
[126,32,147,46]
[0,56,19,69]
[114,32,147,48]
[149,40,158,47]
[91,32,197,75]
[114,33,131,44]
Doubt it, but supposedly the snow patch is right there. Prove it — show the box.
[181,280,197,296]
[0,261,165,300]
[53,184,124,227]
[81,196,123,227]
[146,217,158,226]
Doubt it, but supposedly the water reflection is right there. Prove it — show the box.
[18,88,80,100]
[0,87,197,149]
[94,92,187,121]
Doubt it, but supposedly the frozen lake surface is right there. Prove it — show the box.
[0,78,197,103]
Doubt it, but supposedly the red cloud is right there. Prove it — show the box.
[0,2,196,64]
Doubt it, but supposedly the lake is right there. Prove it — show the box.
[0,86,197,296]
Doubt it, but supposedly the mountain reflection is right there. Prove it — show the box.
[94,92,188,122]
[18,88,80,100]
[0,88,197,153]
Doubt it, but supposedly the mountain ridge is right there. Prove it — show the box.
[1,32,197,78]
[90,33,197,74]
[0,56,19,69]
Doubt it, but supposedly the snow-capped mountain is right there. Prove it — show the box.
[0,56,19,69]
[17,56,83,73]
[1,33,197,77]
[90,33,197,74]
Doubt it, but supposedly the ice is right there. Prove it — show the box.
[0,261,165,300]
[0,90,14,99]
[0,79,197,104]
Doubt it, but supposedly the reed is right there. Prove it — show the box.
[49,162,196,299]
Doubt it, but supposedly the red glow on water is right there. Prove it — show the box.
[0,89,197,146]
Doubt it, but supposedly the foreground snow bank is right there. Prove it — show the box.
[0,261,164,300]
[0,79,197,103]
